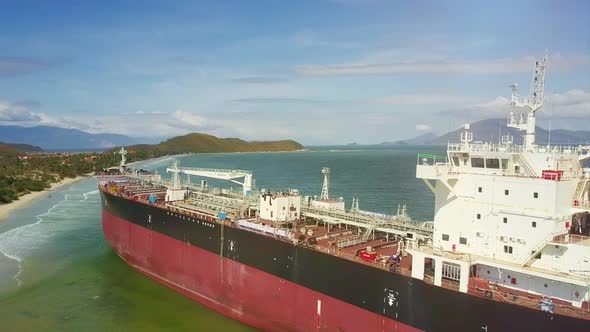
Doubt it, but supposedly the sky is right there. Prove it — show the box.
[0,0,589,145]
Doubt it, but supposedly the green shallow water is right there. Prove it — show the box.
[0,147,441,331]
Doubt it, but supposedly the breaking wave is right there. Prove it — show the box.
[0,181,100,286]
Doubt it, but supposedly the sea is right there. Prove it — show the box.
[0,146,443,331]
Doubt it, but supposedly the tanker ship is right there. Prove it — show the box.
[98,55,590,331]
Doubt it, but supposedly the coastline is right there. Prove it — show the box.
[0,175,90,222]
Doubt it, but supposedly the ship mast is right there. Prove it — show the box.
[507,52,548,150]
[320,167,330,200]
[119,146,127,174]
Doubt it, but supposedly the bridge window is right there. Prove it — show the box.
[486,158,500,169]
[504,245,513,254]
[471,158,485,168]
[459,237,467,245]
[501,159,509,169]
[442,234,449,241]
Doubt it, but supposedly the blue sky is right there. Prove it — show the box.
[0,0,589,144]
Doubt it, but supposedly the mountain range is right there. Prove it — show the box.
[388,119,590,146]
[0,125,149,150]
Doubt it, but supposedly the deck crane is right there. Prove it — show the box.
[166,161,254,195]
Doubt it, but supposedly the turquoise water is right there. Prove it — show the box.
[0,148,441,331]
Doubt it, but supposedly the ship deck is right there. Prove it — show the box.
[98,176,590,321]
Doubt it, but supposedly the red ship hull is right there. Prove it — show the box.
[103,210,421,331]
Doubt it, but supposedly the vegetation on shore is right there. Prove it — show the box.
[0,133,303,203]
[0,149,156,204]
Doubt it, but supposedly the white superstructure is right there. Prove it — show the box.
[414,54,590,310]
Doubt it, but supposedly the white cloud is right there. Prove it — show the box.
[416,124,432,131]
[77,111,215,138]
[294,54,590,77]
[544,89,590,118]
[172,110,210,130]
[0,100,42,122]
[436,89,590,122]
[374,94,482,105]
[0,100,216,138]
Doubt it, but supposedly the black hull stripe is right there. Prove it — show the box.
[101,190,588,332]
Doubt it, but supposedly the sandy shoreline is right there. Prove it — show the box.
[0,175,90,222]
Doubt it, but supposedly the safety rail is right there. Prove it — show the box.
[552,234,590,246]
[301,205,433,239]
[447,142,590,155]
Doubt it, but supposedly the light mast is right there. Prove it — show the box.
[507,53,547,150]
[119,146,127,174]
[320,167,330,200]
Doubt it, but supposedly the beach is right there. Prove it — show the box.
[0,175,90,222]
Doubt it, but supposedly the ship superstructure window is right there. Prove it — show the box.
[503,217,508,224]
[478,187,482,193]
[532,221,537,228]
[486,158,500,169]
[476,213,481,220]
[471,158,485,168]
[504,245,513,254]
[459,237,467,245]
[501,159,509,169]
[442,234,449,241]
[534,192,539,198]
[452,157,460,166]
[504,189,510,195]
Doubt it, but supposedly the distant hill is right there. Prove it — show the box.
[0,125,140,150]
[395,119,590,146]
[1,142,43,152]
[0,142,44,157]
[0,143,21,157]
[124,133,304,154]
[382,132,438,146]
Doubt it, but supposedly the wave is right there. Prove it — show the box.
[83,190,99,200]
[0,184,101,287]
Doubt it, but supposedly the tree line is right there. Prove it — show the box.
[0,149,162,203]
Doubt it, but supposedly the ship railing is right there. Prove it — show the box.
[520,231,568,266]
[552,233,590,246]
[301,205,432,238]
[447,142,590,156]
[336,236,364,248]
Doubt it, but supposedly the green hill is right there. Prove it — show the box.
[124,133,304,154]
[0,142,44,157]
